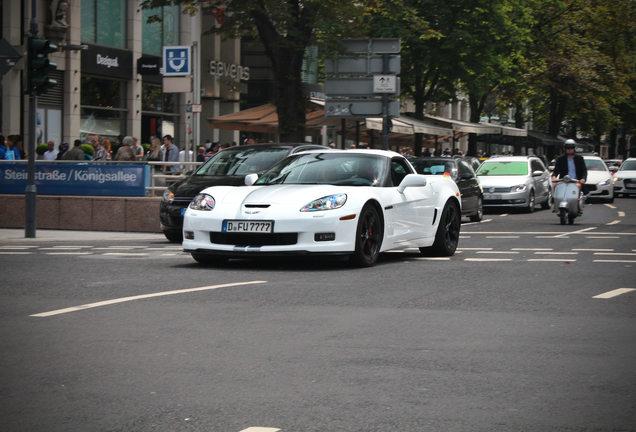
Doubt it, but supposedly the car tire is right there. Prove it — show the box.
[469,196,483,222]
[525,190,535,213]
[351,204,383,267]
[191,253,228,265]
[164,230,183,243]
[422,199,460,257]
[541,189,551,209]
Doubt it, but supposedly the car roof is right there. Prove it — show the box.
[297,148,404,158]
[582,154,604,160]
[484,156,534,162]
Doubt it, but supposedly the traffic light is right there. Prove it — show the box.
[25,36,58,96]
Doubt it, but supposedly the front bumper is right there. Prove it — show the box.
[482,188,530,207]
[586,182,613,198]
[159,197,194,232]
[614,178,636,195]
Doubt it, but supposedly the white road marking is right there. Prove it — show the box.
[618,211,626,217]
[534,251,579,255]
[30,281,268,318]
[486,236,520,238]
[527,259,577,262]
[102,252,149,257]
[46,252,93,255]
[476,251,519,254]
[239,428,281,432]
[536,236,569,239]
[594,252,636,256]
[554,227,596,238]
[500,214,509,217]
[0,246,37,249]
[512,248,553,251]
[414,257,451,261]
[606,220,621,225]
[461,231,636,236]
[586,236,620,239]
[604,204,617,209]
[593,288,635,299]
[593,260,636,263]
[0,251,33,255]
[573,248,613,252]
[464,258,513,262]
[458,247,493,250]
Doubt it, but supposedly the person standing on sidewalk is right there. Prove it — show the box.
[161,135,179,173]
[62,140,85,160]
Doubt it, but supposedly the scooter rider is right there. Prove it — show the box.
[551,139,588,194]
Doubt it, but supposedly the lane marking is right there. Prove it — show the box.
[458,247,493,251]
[239,428,281,432]
[500,214,509,217]
[594,252,636,256]
[604,204,617,209]
[593,260,636,263]
[586,236,619,239]
[102,252,149,257]
[0,246,37,249]
[461,231,636,236]
[476,251,519,254]
[573,248,613,252]
[0,251,33,255]
[414,257,451,261]
[534,251,579,255]
[46,252,93,255]
[606,220,621,225]
[486,236,519,238]
[527,259,577,262]
[31,281,268,318]
[464,258,513,262]
[536,236,569,239]
[593,288,635,299]
[512,248,553,251]
[618,211,626,217]
[554,227,596,238]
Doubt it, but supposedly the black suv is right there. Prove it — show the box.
[160,143,326,242]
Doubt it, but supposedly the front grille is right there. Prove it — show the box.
[484,187,511,193]
[210,232,298,246]
[586,185,598,191]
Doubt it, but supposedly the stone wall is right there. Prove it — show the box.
[0,195,162,233]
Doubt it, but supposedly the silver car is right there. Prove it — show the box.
[476,156,551,212]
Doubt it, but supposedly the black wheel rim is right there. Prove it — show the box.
[359,211,381,260]
[444,204,460,250]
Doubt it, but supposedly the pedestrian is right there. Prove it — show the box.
[0,134,8,160]
[43,141,58,160]
[132,136,144,160]
[56,141,69,160]
[7,135,25,159]
[114,136,136,161]
[61,140,84,160]
[93,136,109,161]
[161,134,179,173]
[145,137,161,162]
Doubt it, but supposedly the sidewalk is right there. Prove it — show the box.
[0,229,166,242]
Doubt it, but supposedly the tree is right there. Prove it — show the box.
[141,0,367,142]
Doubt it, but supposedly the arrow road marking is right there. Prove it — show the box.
[31,281,267,317]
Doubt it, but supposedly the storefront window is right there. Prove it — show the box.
[81,0,127,49]
[80,77,127,142]
[142,83,175,114]
[142,5,180,56]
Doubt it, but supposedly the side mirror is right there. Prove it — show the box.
[244,173,259,186]
[398,174,427,193]
[609,166,618,173]
[532,170,544,177]
[460,172,473,180]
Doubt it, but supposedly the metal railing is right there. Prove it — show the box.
[146,161,203,195]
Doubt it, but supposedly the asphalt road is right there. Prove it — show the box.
[1,197,635,432]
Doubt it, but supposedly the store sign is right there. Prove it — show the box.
[208,61,249,81]
[137,56,162,75]
[0,163,150,197]
[82,44,133,80]
[163,46,191,76]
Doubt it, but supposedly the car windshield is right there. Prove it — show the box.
[255,152,388,186]
[585,159,608,172]
[194,147,290,176]
[476,161,528,176]
[411,159,458,180]
[619,160,636,171]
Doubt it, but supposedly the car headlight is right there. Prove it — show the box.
[162,189,175,204]
[598,179,610,186]
[511,184,527,192]
[189,193,215,211]
[613,177,620,184]
[300,194,347,212]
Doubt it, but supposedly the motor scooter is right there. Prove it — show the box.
[552,175,584,225]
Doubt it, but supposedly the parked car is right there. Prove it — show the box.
[604,159,623,170]
[476,156,551,212]
[613,158,636,197]
[411,157,483,222]
[183,150,462,267]
[160,143,326,242]
[582,155,614,203]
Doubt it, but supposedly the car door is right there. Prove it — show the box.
[384,157,435,244]
[457,160,479,214]
[531,158,549,201]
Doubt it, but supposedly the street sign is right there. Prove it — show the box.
[191,103,202,113]
[0,38,23,76]
[163,46,191,76]
[325,55,400,75]
[373,75,397,93]
[325,98,400,118]
[341,38,401,54]
[325,77,400,96]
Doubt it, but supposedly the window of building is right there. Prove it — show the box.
[80,76,127,142]
[81,0,127,48]
[142,5,180,56]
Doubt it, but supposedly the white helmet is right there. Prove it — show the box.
[564,139,576,149]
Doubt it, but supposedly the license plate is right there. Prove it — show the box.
[223,220,273,233]
[625,182,636,189]
[484,194,502,200]
[181,208,186,216]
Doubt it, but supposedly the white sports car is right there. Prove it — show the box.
[183,149,462,267]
